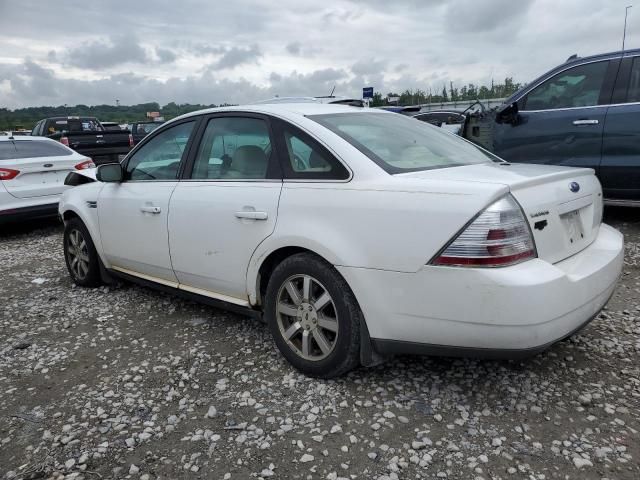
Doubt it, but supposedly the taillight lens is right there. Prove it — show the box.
[129,134,134,148]
[75,160,95,170]
[0,168,20,180]
[60,137,69,147]
[431,194,536,267]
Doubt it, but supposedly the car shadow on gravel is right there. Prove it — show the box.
[0,217,62,238]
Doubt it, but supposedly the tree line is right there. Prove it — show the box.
[370,77,522,106]
[0,102,224,130]
[0,77,522,130]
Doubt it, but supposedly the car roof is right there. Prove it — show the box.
[172,103,387,123]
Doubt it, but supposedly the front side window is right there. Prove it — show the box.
[279,124,349,180]
[126,121,195,181]
[524,61,609,110]
[311,112,496,174]
[0,140,73,160]
[191,117,273,180]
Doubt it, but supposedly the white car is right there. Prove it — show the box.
[0,135,94,224]
[58,103,624,378]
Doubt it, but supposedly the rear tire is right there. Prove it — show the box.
[264,253,361,378]
[63,217,102,288]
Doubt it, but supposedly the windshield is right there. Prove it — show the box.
[310,112,498,173]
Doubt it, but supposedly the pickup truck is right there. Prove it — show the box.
[31,116,132,165]
[130,121,165,146]
[459,48,640,205]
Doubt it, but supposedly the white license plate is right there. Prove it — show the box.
[561,209,584,244]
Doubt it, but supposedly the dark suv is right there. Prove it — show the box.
[492,49,640,205]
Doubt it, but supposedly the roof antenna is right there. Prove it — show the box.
[329,85,336,98]
[623,5,633,51]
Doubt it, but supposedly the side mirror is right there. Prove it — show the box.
[96,163,123,183]
[496,102,519,125]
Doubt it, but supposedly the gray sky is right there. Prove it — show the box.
[0,0,637,108]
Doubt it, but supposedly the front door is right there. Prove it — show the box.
[493,59,612,172]
[168,115,282,303]
[98,120,197,284]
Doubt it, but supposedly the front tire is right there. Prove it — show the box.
[264,253,361,378]
[63,217,102,288]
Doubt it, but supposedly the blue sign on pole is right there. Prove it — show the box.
[362,87,374,99]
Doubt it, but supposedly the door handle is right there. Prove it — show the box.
[572,119,599,126]
[235,211,268,220]
[140,206,161,214]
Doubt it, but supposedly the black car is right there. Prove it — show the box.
[413,110,466,127]
[484,49,640,204]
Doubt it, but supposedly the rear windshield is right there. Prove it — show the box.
[45,118,104,135]
[0,140,73,160]
[310,112,498,173]
[135,123,162,135]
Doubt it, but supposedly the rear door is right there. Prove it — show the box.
[600,55,640,200]
[0,139,81,198]
[98,119,198,284]
[168,114,283,302]
[493,59,617,172]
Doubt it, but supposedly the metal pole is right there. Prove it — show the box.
[623,5,633,51]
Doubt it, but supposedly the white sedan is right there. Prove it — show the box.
[0,135,93,224]
[58,103,624,378]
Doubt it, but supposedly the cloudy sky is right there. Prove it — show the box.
[0,0,638,109]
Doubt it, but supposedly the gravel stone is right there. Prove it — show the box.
[0,214,638,479]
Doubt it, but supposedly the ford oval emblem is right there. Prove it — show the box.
[569,181,580,193]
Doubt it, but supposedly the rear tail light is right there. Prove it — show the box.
[74,160,95,170]
[0,168,20,180]
[431,194,536,267]
[60,136,69,147]
[129,134,134,148]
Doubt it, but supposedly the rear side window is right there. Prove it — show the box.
[524,61,609,110]
[0,140,73,160]
[45,118,103,135]
[276,121,349,180]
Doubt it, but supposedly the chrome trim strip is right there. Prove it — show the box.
[521,100,640,113]
[111,266,179,288]
[111,266,251,306]
[604,198,640,207]
[178,284,250,306]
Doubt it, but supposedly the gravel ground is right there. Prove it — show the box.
[0,209,639,480]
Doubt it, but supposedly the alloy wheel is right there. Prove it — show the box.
[67,229,90,280]
[276,274,339,361]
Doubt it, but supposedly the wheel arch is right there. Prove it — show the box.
[249,242,381,368]
[59,204,107,267]
[247,236,344,307]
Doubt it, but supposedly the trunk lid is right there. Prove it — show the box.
[4,154,83,198]
[399,162,603,264]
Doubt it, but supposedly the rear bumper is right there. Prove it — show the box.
[76,147,130,164]
[338,223,624,358]
[0,202,60,224]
